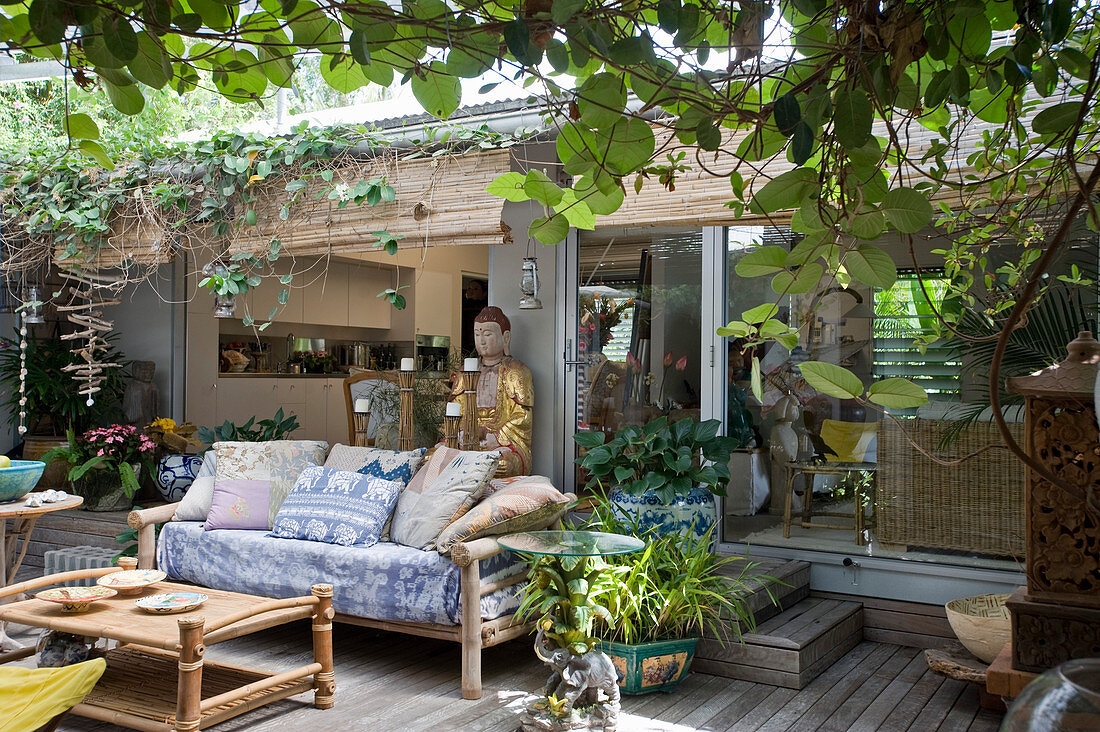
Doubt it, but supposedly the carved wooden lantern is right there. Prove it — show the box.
[1005,331,1100,672]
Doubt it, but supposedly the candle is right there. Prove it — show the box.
[400,357,415,371]
[446,402,462,417]
[464,357,479,371]
[354,398,371,413]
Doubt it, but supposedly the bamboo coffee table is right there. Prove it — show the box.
[0,567,335,731]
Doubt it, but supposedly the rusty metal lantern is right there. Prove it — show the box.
[1003,331,1100,674]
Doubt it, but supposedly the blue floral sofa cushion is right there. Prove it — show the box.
[157,521,521,625]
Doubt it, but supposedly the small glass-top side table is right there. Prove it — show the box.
[498,530,643,732]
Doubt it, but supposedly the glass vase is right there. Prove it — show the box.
[1001,659,1100,732]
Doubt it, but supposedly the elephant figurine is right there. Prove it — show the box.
[533,628,620,729]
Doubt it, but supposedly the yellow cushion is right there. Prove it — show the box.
[820,420,877,463]
[0,658,105,732]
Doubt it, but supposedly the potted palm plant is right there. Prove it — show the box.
[574,416,740,541]
[585,496,771,695]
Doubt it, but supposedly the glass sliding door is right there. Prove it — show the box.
[569,228,703,490]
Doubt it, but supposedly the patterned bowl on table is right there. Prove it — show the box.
[35,586,118,613]
[136,592,208,614]
[155,454,204,502]
[0,460,46,503]
[96,569,167,595]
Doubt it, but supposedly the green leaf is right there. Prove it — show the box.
[320,53,368,93]
[577,73,626,130]
[78,140,115,170]
[771,263,824,295]
[523,169,565,207]
[245,209,258,226]
[529,214,569,245]
[1032,102,1082,135]
[573,176,625,215]
[773,92,801,136]
[734,246,788,278]
[102,14,139,63]
[594,117,655,175]
[833,87,872,150]
[867,378,929,409]
[741,303,780,324]
[554,190,596,230]
[551,0,586,24]
[749,168,816,214]
[128,31,172,89]
[844,244,896,288]
[486,172,529,202]
[101,76,146,115]
[882,187,933,233]
[28,0,64,45]
[411,62,461,118]
[798,361,863,400]
[716,320,751,338]
[573,431,606,448]
[64,113,100,140]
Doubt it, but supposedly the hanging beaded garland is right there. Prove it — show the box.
[17,317,27,435]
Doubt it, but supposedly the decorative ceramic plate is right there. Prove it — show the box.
[96,569,167,595]
[135,592,208,614]
[35,586,117,613]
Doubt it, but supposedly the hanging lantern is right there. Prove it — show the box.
[519,256,542,310]
[21,284,45,324]
[203,260,238,318]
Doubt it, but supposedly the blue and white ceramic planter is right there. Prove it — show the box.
[155,454,203,502]
[609,486,717,542]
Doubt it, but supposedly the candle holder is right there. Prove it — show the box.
[460,367,480,452]
[353,412,370,447]
[443,414,461,449]
[398,370,415,451]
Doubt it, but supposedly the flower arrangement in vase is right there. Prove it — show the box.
[145,417,203,502]
[43,425,156,511]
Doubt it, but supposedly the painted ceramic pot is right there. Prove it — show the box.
[155,454,203,503]
[600,637,699,695]
[609,486,717,542]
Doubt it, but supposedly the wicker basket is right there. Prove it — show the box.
[876,418,1025,557]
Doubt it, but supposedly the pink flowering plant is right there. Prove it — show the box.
[43,424,156,499]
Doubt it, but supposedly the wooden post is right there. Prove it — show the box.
[176,616,205,732]
[443,414,460,450]
[311,583,336,709]
[460,560,482,700]
[460,369,480,452]
[398,370,415,451]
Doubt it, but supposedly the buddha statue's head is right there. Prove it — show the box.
[473,306,511,363]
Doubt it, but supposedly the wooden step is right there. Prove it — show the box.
[16,507,132,575]
[695,597,863,689]
[717,556,810,625]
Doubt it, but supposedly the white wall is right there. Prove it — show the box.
[489,198,559,479]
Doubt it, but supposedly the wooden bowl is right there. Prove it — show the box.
[945,593,1011,663]
[36,586,117,613]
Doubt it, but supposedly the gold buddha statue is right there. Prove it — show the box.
[452,306,534,477]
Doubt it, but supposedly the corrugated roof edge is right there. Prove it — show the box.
[369,96,543,130]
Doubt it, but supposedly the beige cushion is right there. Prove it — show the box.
[390,447,500,549]
[436,476,571,553]
[173,476,215,521]
[211,440,329,528]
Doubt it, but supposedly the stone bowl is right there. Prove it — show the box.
[0,460,47,503]
[945,593,1012,663]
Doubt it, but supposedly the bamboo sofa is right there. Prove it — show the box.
[128,498,572,699]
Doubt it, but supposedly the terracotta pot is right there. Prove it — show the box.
[22,435,70,490]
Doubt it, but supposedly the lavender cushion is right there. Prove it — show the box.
[205,479,273,531]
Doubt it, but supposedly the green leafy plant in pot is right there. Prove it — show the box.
[586,496,775,694]
[43,425,156,511]
[574,416,740,541]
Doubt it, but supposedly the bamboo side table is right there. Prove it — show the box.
[0,566,335,731]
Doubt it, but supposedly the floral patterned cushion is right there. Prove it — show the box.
[390,447,500,550]
[324,444,426,486]
[210,440,328,529]
[269,465,402,547]
[205,479,272,531]
[436,477,571,553]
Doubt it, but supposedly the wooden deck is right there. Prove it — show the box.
[6,621,1003,731]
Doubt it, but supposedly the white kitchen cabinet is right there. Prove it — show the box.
[303,262,349,326]
[347,263,393,329]
[413,270,454,337]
